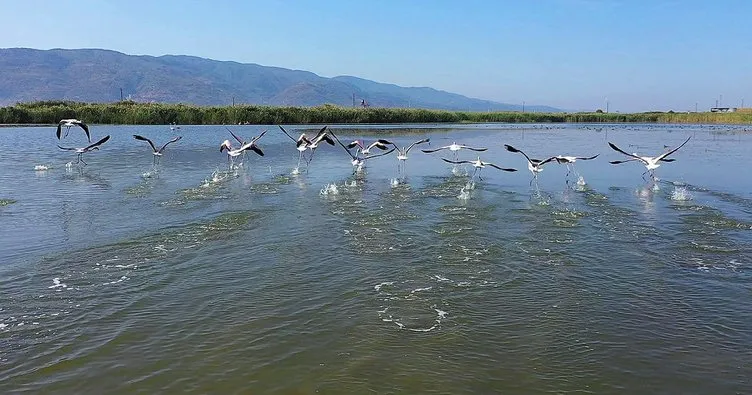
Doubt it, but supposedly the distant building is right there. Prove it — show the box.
[710,107,737,113]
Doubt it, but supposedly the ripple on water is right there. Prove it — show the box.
[374,280,448,332]
[0,210,260,385]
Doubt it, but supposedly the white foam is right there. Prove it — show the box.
[408,324,437,332]
[141,171,156,179]
[433,275,450,282]
[457,181,476,200]
[571,176,588,191]
[374,281,394,291]
[212,171,226,183]
[0,323,7,329]
[671,186,693,201]
[154,245,175,252]
[435,308,448,319]
[411,286,432,294]
[390,178,400,187]
[291,167,301,175]
[103,276,128,286]
[48,278,67,289]
[34,164,49,171]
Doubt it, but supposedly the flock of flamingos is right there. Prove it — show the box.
[53,118,692,186]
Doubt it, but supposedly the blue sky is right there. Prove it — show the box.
[1,0,750,112]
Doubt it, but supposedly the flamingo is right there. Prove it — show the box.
[422,142,487,161]
[133,135,182,165]
[553,154,600,177]
[56,119,90,142]
[504,144,557,185]
[58,135,110,166]
[219,132,265,170]
[383,138,430,176]
[441,157,517,181]
[278,125,312,169]
[608,136,691,179]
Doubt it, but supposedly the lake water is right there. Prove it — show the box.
[1,123,751,394]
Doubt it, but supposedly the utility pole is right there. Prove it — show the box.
[742,98,745,108]
[232,96,235,107]
[522,101,525,113]
[605,97,609,113]
[695,102,698,112]
[352,93,355,107]
[720,94,723,107]
[120,88,123,101]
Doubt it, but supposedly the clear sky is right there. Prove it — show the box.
[1,0,750,112]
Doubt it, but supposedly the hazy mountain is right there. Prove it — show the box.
[0,48,561,112]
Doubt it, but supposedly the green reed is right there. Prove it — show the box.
[1,101,750,125]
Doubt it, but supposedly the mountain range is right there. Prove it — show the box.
[0,48,560,112]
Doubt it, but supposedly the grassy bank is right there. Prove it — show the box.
[1,101,751,125]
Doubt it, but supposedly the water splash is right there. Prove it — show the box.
[320,183,339,196]
[390,178,401,187]
[34,164,50,171]
[671,186,693,201]
[451,165,467,177]
[291,167,301,175]
[374,281,394,291]
[48,277,67,290]
[457,181,475,200]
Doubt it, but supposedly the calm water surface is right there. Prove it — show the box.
[1,123,751,393]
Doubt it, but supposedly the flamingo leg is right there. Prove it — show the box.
[307,149,316,165]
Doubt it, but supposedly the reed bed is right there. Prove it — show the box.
[1,101,750,125]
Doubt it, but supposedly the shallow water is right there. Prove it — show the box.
[1,123,751,393]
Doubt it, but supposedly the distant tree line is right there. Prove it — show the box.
[1,100,750,125]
